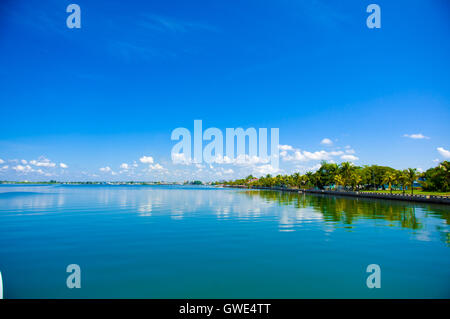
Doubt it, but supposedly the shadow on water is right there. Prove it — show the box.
[241,189,450,244]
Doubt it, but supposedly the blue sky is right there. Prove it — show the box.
[0,0,449,181]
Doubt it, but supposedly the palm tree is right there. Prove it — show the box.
[351,172,363,191]
[339,162,353,188]
[396,170,408,195]
[406,168,417,195]
[292,172,301,188]
[300,175,308,188]
[260,174,271,187]
[274,174,283,187]
[305,172,313,189]
[334,174,344,190]
[312,173,321,189]
[440,161,450,190]
[383,172,396,194]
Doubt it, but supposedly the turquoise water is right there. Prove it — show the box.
[0,184,449,298]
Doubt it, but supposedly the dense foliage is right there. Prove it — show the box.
[221,161,450,194]
[420,161,450,192]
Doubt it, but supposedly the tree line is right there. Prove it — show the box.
[219,161,450,194]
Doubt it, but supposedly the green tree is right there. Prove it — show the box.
[405,168,418,195]
[420,161,450,192]
[350,172,363,191]
[339,162,354,188]
[334,174,344,190]
[316,161,339,189]
[292,172,301,188]
[305,172,314,189]
[395,170,408,194]
[383,172,396,194]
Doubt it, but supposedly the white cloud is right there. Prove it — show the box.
[149,163,164,170]
[282,149,344,162]
[12,164,46,174]
[279,143,360,165]
[232,154,269,165]
[60,163,68,169]
[0,158,4,164]
[305,163,322,172]
[35,169,49,176]
[139,156,154,164]
[205,154,272,167]
[340,154,359,161]
[211,155,233,164]
[21,159,27,164]
[10,163,52,176]
[171,153,192,165]
[305,150,343,161]
[195,164,205,169]
[0,165,8,170]
[279,144,294,151]
[120,163,129,169]
[13,165,30,172]
[403,133,429,139]
[30,157,56,167]
[433,158,440,163]
[99,166,111,172]
[437,147,450,158]
[252,164,280,176]
[172,152,272,169]
[320,138,333,146]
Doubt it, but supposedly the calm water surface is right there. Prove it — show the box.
[0,185,449,298]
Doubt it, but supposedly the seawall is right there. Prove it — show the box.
[224,186,450,205]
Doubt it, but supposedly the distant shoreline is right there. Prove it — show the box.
[0,181,208,186]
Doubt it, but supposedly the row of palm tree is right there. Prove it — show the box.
[380,168,418,195]
[220,161,435,195]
